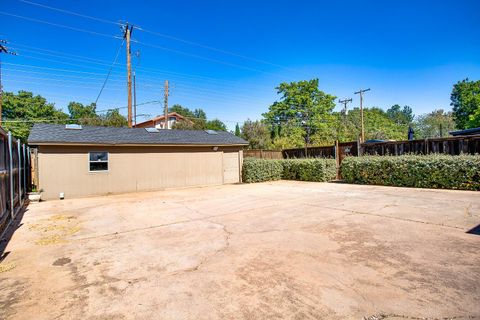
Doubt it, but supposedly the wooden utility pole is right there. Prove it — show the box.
[123,23,134,128]
[339,98,352,115]
[354,88,370,142]
[0,40,16,127]
[133,71,137,126]
[164,80,169,129]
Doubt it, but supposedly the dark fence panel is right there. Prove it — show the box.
[0,127,30,237]
[361,135,480,156]
[283,145,335,159]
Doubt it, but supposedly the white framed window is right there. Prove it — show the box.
[89,152,108,172]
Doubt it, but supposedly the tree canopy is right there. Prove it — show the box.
[413,109,455,138]
[169,104,227,131]
[386,104,414,125]
[263,79,336,148]
[1,91,69,141]
[1,91,128,141]
[451,78,480,129]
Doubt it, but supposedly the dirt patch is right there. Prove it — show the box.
[0,262,16,273]
[52,257,71,266]
[28,214,81,245]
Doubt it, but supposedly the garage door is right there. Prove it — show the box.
[223,151,240,184]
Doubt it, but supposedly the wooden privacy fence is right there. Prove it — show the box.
[282,141,359,160]
[361,135,480,156]
[243,149,283,159]
[0,126,31,237]
[246,135,479,162]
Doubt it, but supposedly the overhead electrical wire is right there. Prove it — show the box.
[18,0,291,70]
[18,0,122,26]
[0,11,116,39]
[94,39,125,105]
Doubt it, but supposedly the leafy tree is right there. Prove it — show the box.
[413,109,455,138]
[271,122,305,149]
[263,79,336,147]
[468,106,480,128]
[234,123,241,136]
[386,104,414,125]
[205,119,227,131]
[241,120,272,149]
[100,109,128,127]
[1,91,68,141]
[193,108,206,120]
[68,102,97,120]
[169,104,227,131]
[169,104,195,118]
[342,107,408,141]
[451,78,480,129]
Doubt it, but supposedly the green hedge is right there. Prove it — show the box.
[242,158,283,183]
[282,159,337,182]
[340,154,480,191]
[242,158,337,183]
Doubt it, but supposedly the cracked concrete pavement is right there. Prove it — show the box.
[0,181,479,319]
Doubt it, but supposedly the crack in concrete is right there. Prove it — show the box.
[168,219,232,275]
[73,202,280,242]
[304,203,466,231]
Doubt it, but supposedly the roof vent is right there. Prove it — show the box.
[65,124,82,130]
[205,130,218,135]
[145,128,159,133]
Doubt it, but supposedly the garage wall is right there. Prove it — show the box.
[37,145,242,199]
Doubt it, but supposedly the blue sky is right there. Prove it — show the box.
[1,0,480,129]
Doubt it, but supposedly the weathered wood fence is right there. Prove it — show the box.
[243,149,283,159]
[0,126,31,237]
[245,135,480,162]
[361,135,480,156]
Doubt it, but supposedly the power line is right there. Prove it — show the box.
[15,46,124,68]
[0,11,116,39]
[2,10,277,75]
[11,42,121,65]
[94,39,125,105]
[132,39,277,75]
[2,69,125,83]
[1,40,17,126]
[18,0,290,70]
[3,62,116,75]
[18,0,122,26]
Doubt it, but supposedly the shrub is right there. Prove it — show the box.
[242,158,283,183]
[282,159,337,182]
[340,154,480,191]
[242,158,337,183]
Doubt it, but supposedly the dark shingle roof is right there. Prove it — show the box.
[28,124,248,146]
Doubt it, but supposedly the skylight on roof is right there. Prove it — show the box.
[65,124,82,130]
[145,128,160,133]
[205,130,218,135]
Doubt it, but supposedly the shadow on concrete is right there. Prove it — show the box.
[0,204,28,260]
[466,224,480,236]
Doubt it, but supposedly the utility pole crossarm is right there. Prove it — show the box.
[338,98,353,113]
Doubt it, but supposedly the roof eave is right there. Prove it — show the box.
[28,141,248,147]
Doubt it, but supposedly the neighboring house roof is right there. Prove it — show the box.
[449,127,480,136]
[28,124,248,146]
[134,112,192,128]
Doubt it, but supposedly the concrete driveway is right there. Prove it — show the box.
[1,181,479,320]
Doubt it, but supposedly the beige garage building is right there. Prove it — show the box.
[28,124,248,200]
